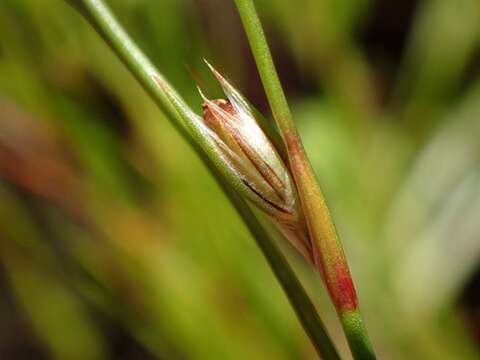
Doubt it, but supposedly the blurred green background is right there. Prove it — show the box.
[1,0,480,359]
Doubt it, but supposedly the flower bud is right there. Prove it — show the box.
[153,62,312,261]
[199,63,313,260]
[200,73,297,222]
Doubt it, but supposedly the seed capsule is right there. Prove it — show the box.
[200,88,297,225]
[153,62,312,260]
[199,64,314,260]
[204,98,293,209]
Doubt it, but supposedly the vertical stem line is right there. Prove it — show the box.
[232,0,295,133]
[234,0,376,358]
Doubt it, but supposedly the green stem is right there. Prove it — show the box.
[216,180,340,360]
[68,0,340,358]
[233,0,375,358]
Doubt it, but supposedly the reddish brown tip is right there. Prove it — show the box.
[202,99,234,128]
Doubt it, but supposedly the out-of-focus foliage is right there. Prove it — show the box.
[0,0,479,359]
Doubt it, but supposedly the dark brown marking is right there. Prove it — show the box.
[242,179,292,215]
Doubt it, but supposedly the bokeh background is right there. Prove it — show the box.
[1,0,480,359]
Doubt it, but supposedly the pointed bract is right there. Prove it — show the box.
[199,64,314,259]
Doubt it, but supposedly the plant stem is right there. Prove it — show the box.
[68,0,340,358]
[233,0,375,358]
[216,180,340,360]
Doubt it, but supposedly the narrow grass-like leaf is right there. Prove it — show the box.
[67,0,340,358]
[233,0,376,358]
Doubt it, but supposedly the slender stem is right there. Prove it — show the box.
[215,179,340,360]
[67,0,340,358]
[233,0,375,358]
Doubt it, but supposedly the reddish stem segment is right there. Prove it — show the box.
[284,130,358,312]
